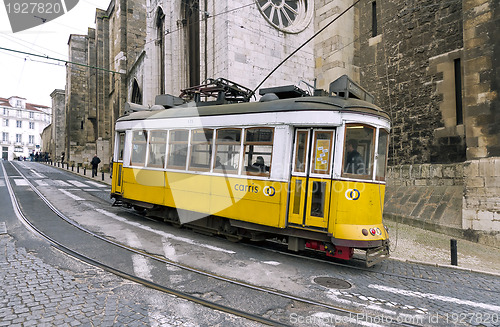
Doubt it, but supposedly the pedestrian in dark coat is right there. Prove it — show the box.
[91,154,101,177]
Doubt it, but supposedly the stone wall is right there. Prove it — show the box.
[462,0,500,159]
[462,158,500,243]
[385,159,500,247]
[384,163,464,231]
[355,0,464,165]
[66,35,89,158]
[314,0,359,90]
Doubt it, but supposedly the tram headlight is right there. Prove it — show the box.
[362,229,368,236]
[369,228,376,236]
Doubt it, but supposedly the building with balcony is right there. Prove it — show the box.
[0,96,52,161]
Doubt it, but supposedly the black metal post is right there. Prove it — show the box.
[72,164,74,171]
[84,167,86,175]
[450,239,458,266]
[77,166,79,173]
[102,172,104,181]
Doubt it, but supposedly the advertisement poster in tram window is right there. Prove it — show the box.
[315,139,330,172]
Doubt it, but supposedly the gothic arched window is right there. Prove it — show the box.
[156,7,166,94]
[183,0,200,87]
[131,79,142,105]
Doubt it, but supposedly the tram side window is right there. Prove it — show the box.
[189,129,213,171]
[147,130,167,168]
[376,129,389,180]
[130,130,148,167]
[244,128,273,177]
[117,132,125,161]
[342,124,375,179]
[167,130,189,170]
[214,129,241,173]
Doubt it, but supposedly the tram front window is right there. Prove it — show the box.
[343,124,375,179]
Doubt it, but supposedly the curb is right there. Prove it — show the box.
[389,256,500,277]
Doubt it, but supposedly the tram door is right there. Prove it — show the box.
[288,129,334,229]
[112,132,126,194]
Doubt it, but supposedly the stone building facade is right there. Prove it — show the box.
[355,0,499,245]
[63,0,146,169]
[131,0,321,105]
[49,89,65,162]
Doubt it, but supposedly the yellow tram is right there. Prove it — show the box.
[111,76,390,266]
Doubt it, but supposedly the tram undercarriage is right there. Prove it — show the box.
[113,196,389,267]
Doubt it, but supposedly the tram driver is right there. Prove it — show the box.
[344,139,365,175]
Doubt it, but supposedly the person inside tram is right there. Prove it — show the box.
[344,139,365,175]
[248,156,268,173]
[214,156,223,169]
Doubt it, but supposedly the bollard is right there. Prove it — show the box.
[77,166,79,173]
[102,172,104,181]
[450,239,458,266]
[72,164,74,171]
[84,167,86,175]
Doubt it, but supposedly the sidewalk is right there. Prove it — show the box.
[385,219,500,276]
[48,161,113,185]
[48,162,500,276]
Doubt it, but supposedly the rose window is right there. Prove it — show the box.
[256,0,312,33]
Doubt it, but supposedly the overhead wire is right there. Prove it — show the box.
[0,46,122,74]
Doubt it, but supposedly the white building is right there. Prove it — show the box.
[0,96,52,161]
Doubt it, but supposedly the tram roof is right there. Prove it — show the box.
[117,96,390,123]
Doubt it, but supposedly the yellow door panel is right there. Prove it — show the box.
[304,178,330,229]
[112,163,123,194]
[288,177,306,225]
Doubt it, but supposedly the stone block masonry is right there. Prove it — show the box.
[384,158,500,248]
[462,158,500,246]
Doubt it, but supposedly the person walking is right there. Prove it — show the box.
[91,154,101,177]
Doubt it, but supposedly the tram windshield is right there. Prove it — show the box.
[343,124,374,179]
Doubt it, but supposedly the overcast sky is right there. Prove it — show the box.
[0,1,105,107]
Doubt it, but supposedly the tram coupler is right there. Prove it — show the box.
[366,242,390,267]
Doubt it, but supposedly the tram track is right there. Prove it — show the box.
[3,160,428,327]
[247,233,500,296]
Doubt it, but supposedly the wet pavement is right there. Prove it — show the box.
[1,161,499,326]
